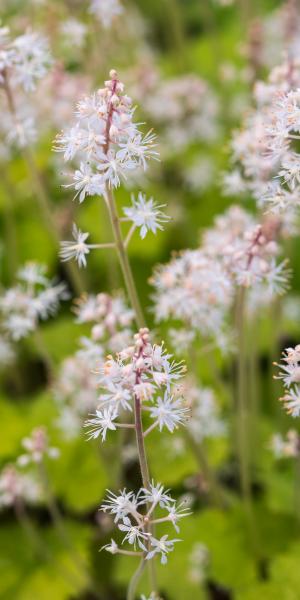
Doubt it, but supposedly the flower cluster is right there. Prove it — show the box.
[0,26,51,92]
[0,263,68,341]
[0,465,41,508]
[85,328,188,443]
[223,53,300,220]
[275,345,300,417]
[269,430,300,458]
[101,482,190,564]
[132,69,220,154]
[89,0,123,29]
[152,206,289,347]
[54,70,159,203]
[17,427,60,466]
[0,26,52,148]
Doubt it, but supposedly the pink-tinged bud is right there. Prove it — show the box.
[135,357,145,370]
[92,324,105,340]
[265,241,278,254]
[111,94,119,106]
[258,235,266,245]
[109,124,119,139]
[109,69,118,80]
[116,82,124,93]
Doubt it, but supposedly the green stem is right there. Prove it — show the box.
[127,558,146,600]
[105,187,146,329]
[185,431,225,508]
[235,287,251,503]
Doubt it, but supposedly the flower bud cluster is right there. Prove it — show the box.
[17,427,60,466]
[54,70,159,202]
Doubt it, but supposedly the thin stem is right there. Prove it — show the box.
[90,242,116,249]
[127,558,146,600]
[134,393,150,489]
[235,287,251,502]
[116,549,143,557]
[125,224,136,248]
[143,421,159,438]
[105,187,145,329]
[235,288,262,564]
[185,431,224,508]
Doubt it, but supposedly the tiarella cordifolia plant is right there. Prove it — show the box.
[0,262,68,341]
[84,328,189,598]
[55,69,165,328]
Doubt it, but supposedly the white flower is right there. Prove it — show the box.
[101,539,119,554]
[118,520,150,551]
[166,502,192,533]
[60,223,90,268]
[60,18,87,48]
[140,482,173,508]
[84,407,119,441]
[101,489,140,522]
[280,387,300,417]
[150,393,189,432]
[66,162,105,202]
[146,535,181,564]
[11,31,52,92]
[117,130,159,170]
[3,314,35,340]
[89,0,123,29]
[123,193,170,239]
